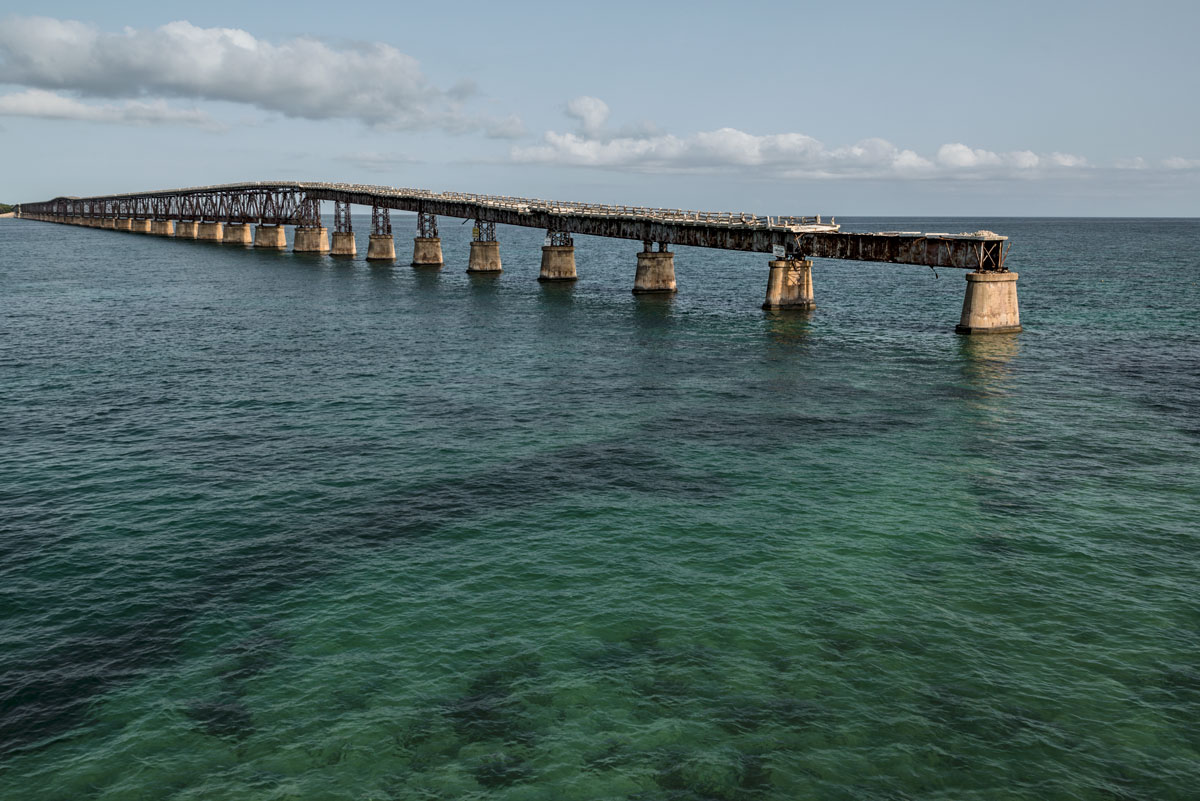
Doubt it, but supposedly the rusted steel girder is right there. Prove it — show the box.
[371,206,391,236]
[793,232,1008,272]
[334,201,352,233]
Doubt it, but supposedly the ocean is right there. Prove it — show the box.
[2,214,1197,800]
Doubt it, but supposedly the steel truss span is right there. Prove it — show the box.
[18,181,1009,271]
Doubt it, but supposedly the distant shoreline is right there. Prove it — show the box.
[0,212,15,219]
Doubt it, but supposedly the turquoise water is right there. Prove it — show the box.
[1,215,1198,800]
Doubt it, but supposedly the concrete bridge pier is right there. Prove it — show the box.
[225,223,252,245]
[176,221,199,239]
[762,258,815,310]
[198,222,224,241]
[412,211,442,267]
[539,246,576,281]
[956,272,1021,334]
[131,219,152,234]
[468,241,501,272]
[467,221,501,272]
[254,224,286,249]
[539,230,576,281]
[151,220,175,236]
[331,232,356,256]
[633,242,677,293]
[367,235,395,261]
[116,218,133,232]
[293,226,330,253]
[412,237,443,267]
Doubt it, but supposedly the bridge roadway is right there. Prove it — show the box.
[15,181,1020,333]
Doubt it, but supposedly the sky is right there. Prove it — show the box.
[1,0,1197,216]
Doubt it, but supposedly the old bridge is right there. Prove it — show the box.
[15,181,1020,333]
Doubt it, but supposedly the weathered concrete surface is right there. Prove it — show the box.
[331,231,357,256]
[254,224,286,249]
[175,221,199,239]
[131,219,152,234]
[150,220,175,236]
[956,271,1021,334]
[293,226,330,253]
[412,237,443,267]
[197,222,224,241]
[539,245,577,281]
[762,259,815,310]
[467,240,502,273]
[224,223,252,245]
[116,218,133,231]
[633,251,677,293]
[366,234,395,261]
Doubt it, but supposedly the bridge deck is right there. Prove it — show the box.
[22,181,1009,271]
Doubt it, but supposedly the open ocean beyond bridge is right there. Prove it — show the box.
[1,215,1198,800]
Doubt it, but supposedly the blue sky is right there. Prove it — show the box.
[2,0,1197,215]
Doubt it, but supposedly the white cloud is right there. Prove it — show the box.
[513,101,1091,180]
[1163,157,1200,170]
[0,88,219,128]
[1048,152,1088,168]
[565,96,609,136]
[0,16,513,131]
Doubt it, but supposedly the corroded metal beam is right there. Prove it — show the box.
[795,232,1007,271]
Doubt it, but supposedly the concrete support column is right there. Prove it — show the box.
[224,223,252,245]
[412,237,443,267]
[293,226,330,253]
[150,220,175,236]
[366,234,395,261]
[539,245,577,281]
[105,219,117,229]
[956,271,1021,334]
[131,219,152,234]
[762,259,815,310]
[116,218,133,231]
[197,222,224,241]
[331,232,357,256]
[176,221,200,239]
[633,250,677,294]
[254,224,286,249]
[467,240,502,273]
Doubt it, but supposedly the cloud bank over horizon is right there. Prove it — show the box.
[513,96,1195,182]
